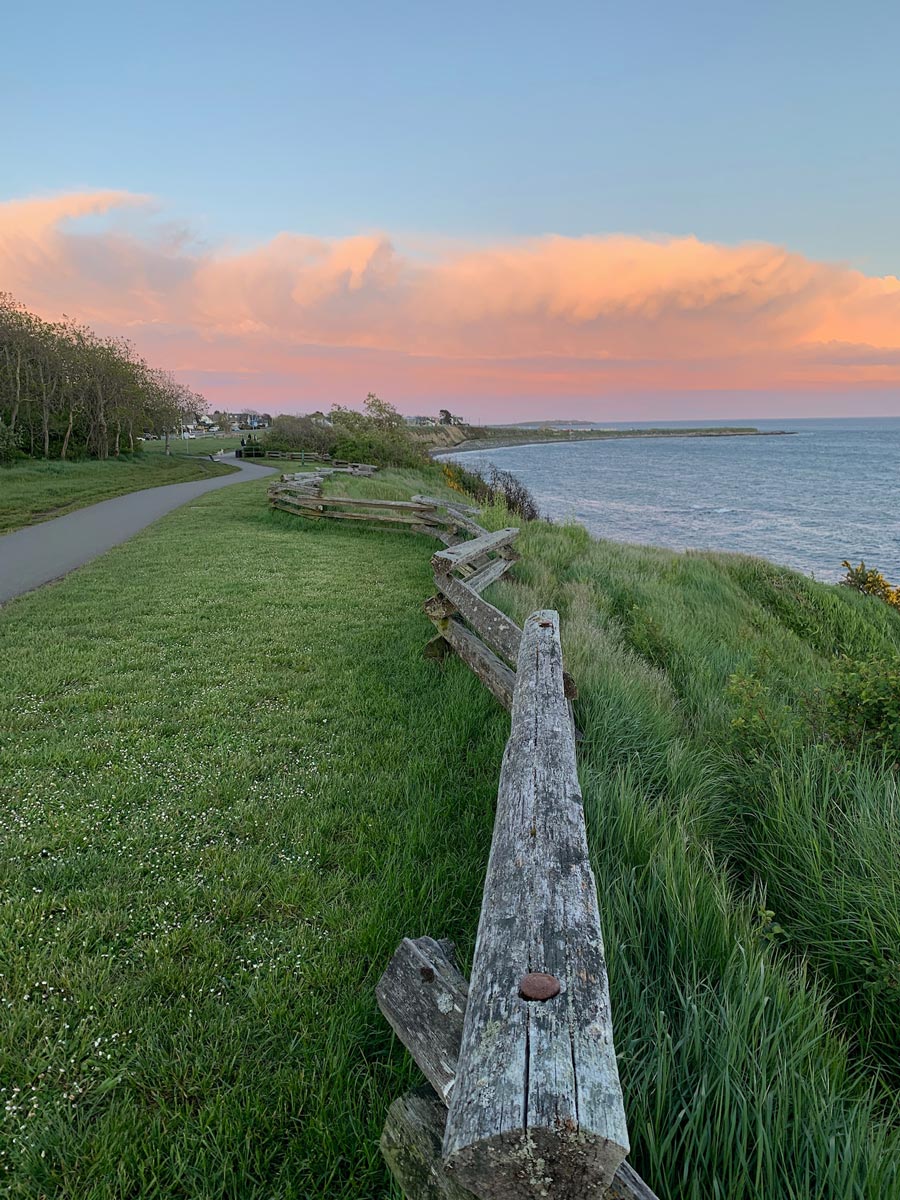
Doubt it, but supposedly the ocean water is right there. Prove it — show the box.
[440,417,900,582]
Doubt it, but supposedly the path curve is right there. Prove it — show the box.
[0,455,279,605]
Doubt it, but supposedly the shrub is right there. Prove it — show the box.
[330,427,425,468]
[260,395,428,467]
[0,418,23,466]
[263,414,337,456]
[841,560,900,612]
[828,656,900,759]
[330,394,428,467]
[441,460,541,521]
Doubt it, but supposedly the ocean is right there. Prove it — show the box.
[439,417,900,582]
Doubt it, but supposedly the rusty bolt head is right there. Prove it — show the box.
[420,966,435,983]
[518,972,561,1001]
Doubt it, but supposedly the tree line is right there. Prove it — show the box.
[0,293,205,462]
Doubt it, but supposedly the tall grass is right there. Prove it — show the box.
[463,512,900,1192]
[334,481,900,1192]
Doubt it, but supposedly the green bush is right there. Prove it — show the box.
[330,428,424,467]
[262,414,337,456]
[260,395,427,467]
[841,559,900,613]
[828,656,900,758]
[329,393,427,467]
[0,418,23,466]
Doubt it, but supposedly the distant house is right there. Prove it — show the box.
[405,415,437,427]
[232,411,272,430]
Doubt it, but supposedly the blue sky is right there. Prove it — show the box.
[5,0,900,270]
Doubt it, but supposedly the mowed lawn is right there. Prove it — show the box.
[0,476,507,1198]
[0,456,237,535]
[143,436,243,457]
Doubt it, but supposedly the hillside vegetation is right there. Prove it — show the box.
[482,513,900,1194]
[1,463,899,1197]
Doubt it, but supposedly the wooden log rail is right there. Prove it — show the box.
[267,485,491,547]
[268,485,450,529]
[244,447,378,472]
[377,613,655,1200]
[423,526,577,718]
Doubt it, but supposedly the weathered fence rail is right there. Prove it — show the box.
[241,447,377,472]
[268,480,489,546]
[377,611,657,1199]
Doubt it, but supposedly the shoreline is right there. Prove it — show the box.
[430,426,794,457]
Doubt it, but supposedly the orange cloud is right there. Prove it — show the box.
[2,189,899,416]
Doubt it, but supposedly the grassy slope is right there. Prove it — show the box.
[143,436,243,457]
[485,514,900,1194]
[1,465,899,1197]
[0,456,237,535]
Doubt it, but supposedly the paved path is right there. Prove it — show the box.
[0,456,278,605]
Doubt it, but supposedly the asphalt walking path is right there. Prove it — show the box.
[0,455,279,605]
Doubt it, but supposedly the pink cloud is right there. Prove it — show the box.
[2,189,899,419]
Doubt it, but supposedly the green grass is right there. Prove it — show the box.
[143,435,242,457]
[482,514,900,1192]
[0,468,508,1197]
[0,456,237,535]
[2,467,899,1197]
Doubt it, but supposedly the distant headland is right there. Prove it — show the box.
[422,423,792,455]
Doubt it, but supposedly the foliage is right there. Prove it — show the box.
[261,395,427,467]
[0,417,23,466]
[0,292,206,461]
[328,393,427,467]
[262,414,338,456]
[441,459,541,520]
[841,559,900,612]
[828,655,900,758]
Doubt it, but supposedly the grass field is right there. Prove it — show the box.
[2,465,899,1197]
[0,456,237,535]
[143,435,243,457]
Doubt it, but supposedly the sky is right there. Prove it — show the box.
[3,0,900,420]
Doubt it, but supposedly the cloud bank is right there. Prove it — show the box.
[2,190,899,417]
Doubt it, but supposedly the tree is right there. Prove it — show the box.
[0,293,211,461]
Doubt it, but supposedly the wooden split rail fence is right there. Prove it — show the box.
[242,446,378,471]
[267,479,486,542]
[378,606,659,1199]
[267,477,658,1196]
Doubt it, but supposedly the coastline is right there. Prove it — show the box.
[429,426,793,457]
